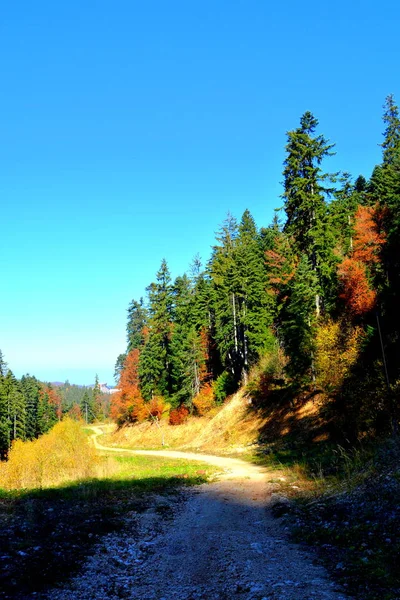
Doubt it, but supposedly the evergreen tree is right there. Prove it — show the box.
[92,374,102,420]
[127,298,148,351]
[114,353,127,383]
[281,255,319,381]
[139,259,174,399]
[36,387,58,434]
[20,375,40,440]
[2,371,26,443]
[282,111,337,316]
[80,390,95,424]
[169,274,208,405]
[0,351,8,377]
[209,214,241,379]
[381,94,400,165]
[234,209,275,373]
[371,95,400,381]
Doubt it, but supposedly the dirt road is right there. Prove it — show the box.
[46,428,348,600]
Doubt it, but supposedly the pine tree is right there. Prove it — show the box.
[234,209,275,375]
[139,259,174,399]
[114,353,127,383]
[282,111,337,316]
[370,95,400,382]
[80,390,94,424]
[209,214,241,379]
[1,371,26,443]
[281,255,319,381]
[169,274,209,406]
[20,375,40,440]
[127,298,148,351]
[92,374,102,420]
[381,94,400,165]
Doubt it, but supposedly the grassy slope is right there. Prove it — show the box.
[102,390,268,453]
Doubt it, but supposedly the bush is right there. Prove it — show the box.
[193,384,215,416]
[169,405,189,426]
[315,320,365,392]
[246,346,287,401]
[146,396,167,421]
[0,418,99,490]
[212,371,237,404]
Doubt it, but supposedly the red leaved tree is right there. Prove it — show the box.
[338,205,385,316]
[110,349,146,425]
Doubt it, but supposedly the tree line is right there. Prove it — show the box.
[113,95,400,437]
[0,359,109,458]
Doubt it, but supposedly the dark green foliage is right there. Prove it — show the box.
[127,297,147,351]
[36,391,57,435]
[56,381,94,413]
[139,259,174,399]
[235,210,275,364]
[114,353,126,383]
[281,255,318,381]
[212,371,237,404]
[111,97,400,439]
[80,390,95,425]
[20,375,40,440]
[282,111,337,315]
[381,94,400,165]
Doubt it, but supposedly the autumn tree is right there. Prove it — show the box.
[111,349,146,425]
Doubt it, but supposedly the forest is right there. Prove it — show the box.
[1,94,400,456]
[0,366,109,458]
[111,95,400,443]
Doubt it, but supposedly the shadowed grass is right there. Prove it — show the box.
[0,453,217,599]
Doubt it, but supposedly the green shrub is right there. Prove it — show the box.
[212,371,237,404]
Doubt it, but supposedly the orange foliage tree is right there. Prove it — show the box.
[338,205,385,316]
[338,258,377,316]
[110,349,147,425]
[352,205,385,265]
[39,385,63,421]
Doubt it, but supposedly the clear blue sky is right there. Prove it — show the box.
[1,0,399,385]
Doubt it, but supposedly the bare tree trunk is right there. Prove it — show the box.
[315,293,320,318]
[232,293,238,353]
[348,214,353,251]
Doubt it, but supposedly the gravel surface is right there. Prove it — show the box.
[41,436,349,600]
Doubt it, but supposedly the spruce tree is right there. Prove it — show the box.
[209,214,241,379]
[381,94,400,165]
[282,111,337,316]
[281,255,318,381]
[234,209,275,374]
[20,375,40,440]
[127,298,147,351]
[139,259,174,399]
[80,390,95,424]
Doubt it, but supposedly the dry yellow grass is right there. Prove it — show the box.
[102,391,271,454]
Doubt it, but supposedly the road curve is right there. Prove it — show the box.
[49,425,351,600]
[89,424,269,480]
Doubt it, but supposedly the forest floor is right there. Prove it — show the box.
[37,427,348,600]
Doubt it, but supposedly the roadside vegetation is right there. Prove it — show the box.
[0,420,217,598]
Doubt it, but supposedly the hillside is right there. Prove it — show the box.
[103,390,266,453]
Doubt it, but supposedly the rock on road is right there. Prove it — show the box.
[44,428,348,600]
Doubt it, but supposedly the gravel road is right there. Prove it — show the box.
[44,428,349,600]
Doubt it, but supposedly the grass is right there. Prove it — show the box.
[0,453,217,599]
[263,437,400,600]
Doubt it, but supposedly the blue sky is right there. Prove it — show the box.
[1,0,399,384]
